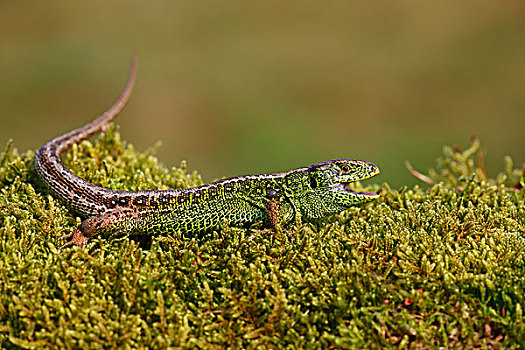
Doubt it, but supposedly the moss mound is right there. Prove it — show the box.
[1,127,524,349]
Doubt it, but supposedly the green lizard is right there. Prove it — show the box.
[35,57,380,249]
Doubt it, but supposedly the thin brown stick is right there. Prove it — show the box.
[404,160,434,185]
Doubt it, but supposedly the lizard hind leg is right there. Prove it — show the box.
[59,228,90,250]
[59,208,135,250]
[59,215,107,250]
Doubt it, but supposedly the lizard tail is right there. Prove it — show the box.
[34,55,138,217]
[40,54,137,156]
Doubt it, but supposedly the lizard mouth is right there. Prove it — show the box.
[335,182,380,198]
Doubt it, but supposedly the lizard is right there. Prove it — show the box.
[35,57,381,249]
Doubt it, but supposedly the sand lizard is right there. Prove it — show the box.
[35,57,380,249]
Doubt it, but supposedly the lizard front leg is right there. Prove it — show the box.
[266,199,284,233]
[264,189,298,233]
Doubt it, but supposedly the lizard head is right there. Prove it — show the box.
[294,159,380,220]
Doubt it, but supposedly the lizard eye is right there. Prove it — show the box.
[341,164,351,173]
[309,177,317,189]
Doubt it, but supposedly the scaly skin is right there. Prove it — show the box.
[35,57,380,249]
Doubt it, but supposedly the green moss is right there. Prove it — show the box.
[1,126,524,349]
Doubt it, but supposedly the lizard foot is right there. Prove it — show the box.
[59,229,89,250]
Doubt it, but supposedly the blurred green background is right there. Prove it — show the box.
[1,1,523,188]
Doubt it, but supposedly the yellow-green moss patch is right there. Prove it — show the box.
[1,128,524,349]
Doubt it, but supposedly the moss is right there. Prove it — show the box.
[0,126,523,349]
